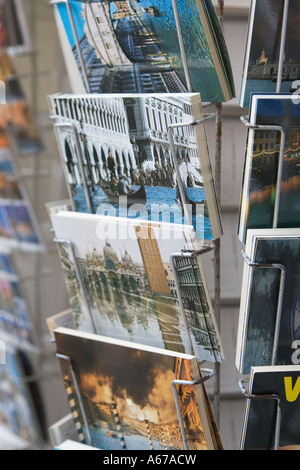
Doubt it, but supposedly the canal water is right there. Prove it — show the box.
[73,184,213,241]
[131,0,227,101]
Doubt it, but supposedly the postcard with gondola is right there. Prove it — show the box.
[48,92,222,245]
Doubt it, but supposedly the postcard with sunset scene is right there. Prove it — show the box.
[54,326,220,450]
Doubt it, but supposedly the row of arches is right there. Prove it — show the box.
[55,97,128,136]
[87,268,144,294]
[63,137,137,186]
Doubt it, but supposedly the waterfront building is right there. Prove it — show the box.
[248,49,300,81]
[53,95,137,186]
[123,95,202,186]
[82,1,131,67]
[68,0,187,94]
[250,99,300,168]
[77,241,147,297]
[52,94,203,189]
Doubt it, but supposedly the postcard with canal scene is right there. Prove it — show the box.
[236,228,300,375]
[51,210,224,363]
[52,0,234,103]
[49,92,222,245]
[0,150,44,251]
[54,326,221,450]
[0,249,39,352]
[0,347,42,446]
[240,0,300,108]
[240,365,300,450]
[238,93,300,244]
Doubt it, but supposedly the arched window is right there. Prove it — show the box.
[64,140,76,183]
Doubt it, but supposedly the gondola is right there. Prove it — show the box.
[99,180,147,207]
[175,185,208,218]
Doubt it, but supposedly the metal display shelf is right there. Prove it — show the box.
[238,0,293,450]
[46,0,226,447]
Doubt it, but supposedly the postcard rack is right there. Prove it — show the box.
[238,378,282,451]
[51,110,221,357]
[48,0,225,442]
[55,349,216,450]
[237,0,291,449]
[0,6,46,348]
[239,0,290,227]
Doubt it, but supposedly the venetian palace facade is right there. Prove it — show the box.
[52,94,201,188]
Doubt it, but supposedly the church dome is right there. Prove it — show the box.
[103,241,118,262]
[122,250,133,266]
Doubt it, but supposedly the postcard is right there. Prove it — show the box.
[236,228,300,374]
[238,94,300,243]
[51,211,224,363]
[0,250,15,276]
[54,326,220,450]
[240,365,300,450]
[53,0,234,102]
[0,150,24,201]
[0,150,44,251]
[239,0,300,108]
[0,0,32,56]
[0,252,39,352]
[49,92,222,244]
[0,51,42,155]
[0,348,40,444]
[0,201,44,250]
